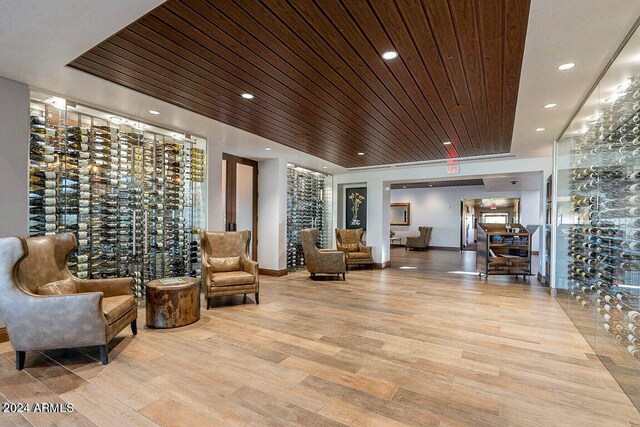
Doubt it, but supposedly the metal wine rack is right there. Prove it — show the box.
[28,94,206,300]
[555,70,640,409]
[286,166,332,271]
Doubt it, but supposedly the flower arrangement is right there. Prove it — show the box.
[349,192,365,226]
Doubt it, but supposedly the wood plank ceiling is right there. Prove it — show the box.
[390,179,484,189]
[69,0,530,168]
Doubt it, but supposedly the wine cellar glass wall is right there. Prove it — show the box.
[554,26,640,409]
[29,92,206,300]
[286,166,332,271]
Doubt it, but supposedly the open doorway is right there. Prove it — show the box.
[461,198,520,251]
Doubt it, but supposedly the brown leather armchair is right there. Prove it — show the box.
[200,230,259,308]
[0,234,137,370]
[335,228,373,269]
[300,228,346,280]
[406,226,432,251]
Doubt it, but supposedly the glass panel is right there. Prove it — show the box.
[286,165,333,271]
[553,26,640,409]
[28,91,207,300]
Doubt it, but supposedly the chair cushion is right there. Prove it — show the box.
[102,295,135,323]
[211,271,255,287]
[343,243,359,252]
[348,251,372,260]
[36,278,77,295]
[209,256,241,272]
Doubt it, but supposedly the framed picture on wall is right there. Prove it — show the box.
[346,187,367,229]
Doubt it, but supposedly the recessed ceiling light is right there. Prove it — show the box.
[402,186,407,189]
[381,51,398,60]
[322,166,328,169]
[442,141,452,145]
[149,110,160,115]
[428,184,433,187]
[558,63,575,70]
[357,152,365,156]
[544,103,557,109]
[241,93,254,99]
[264,147,272,151]
[535,127,545,132]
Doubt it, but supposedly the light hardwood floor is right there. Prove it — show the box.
[1,248,639,426]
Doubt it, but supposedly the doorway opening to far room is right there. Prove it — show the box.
[461,197,521,251]
[387,172,543,273]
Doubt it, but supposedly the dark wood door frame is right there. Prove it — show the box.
[223,153,258,260]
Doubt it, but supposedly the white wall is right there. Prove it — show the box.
[519,190,542,253]
[258,159,287,271]
[390,186,521,248]
[0,77,29,239]
[390,186,541,252]
[0,76,30,327]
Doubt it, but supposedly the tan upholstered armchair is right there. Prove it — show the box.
[335,228,373,269]
[200,230,259,308]
[300,228,346,280]
[0,234,137,370]
[406,226,432,251]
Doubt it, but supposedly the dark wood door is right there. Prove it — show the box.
[223,153,258,260]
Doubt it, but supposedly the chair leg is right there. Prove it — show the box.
[255,293,259,305]
[342,273,346,281]
[311,273,315,279]
[130,320,137,336]
[206,297,211,310]
[16,351,25,370]
[243,294,247,303]
[99,345,109,365]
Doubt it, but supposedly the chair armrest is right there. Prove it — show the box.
[73,277,133,297]
[6,292,107,351]
[242,258,259,291]
[336,244,349,253]
[359,245,372,255]
[242,258,259,277]
[202,258,211,280]
[320,251,346,265]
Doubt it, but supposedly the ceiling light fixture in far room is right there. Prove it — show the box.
[558,62,575,70]
[241,93,254,99]
[381,50,398,60]
[535,127,545,132]
[544,103,557,109]
[442,141,452,145]
[322,166,328,169]
[403,186,407,189]
[148,110,160,115]
[357,152,365,156]
[264,147,272,151]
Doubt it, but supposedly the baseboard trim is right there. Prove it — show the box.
[259,268,288,277]
[429,246,459,251]
[373,261,390,269]
[0,328,8,343]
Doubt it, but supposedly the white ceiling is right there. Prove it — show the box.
[512,0,640,158]
[0,0,639,170]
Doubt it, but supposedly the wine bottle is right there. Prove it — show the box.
[30,154,55,163]
[628,345,640,359]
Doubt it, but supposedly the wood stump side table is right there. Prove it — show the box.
[146,277,201,329]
